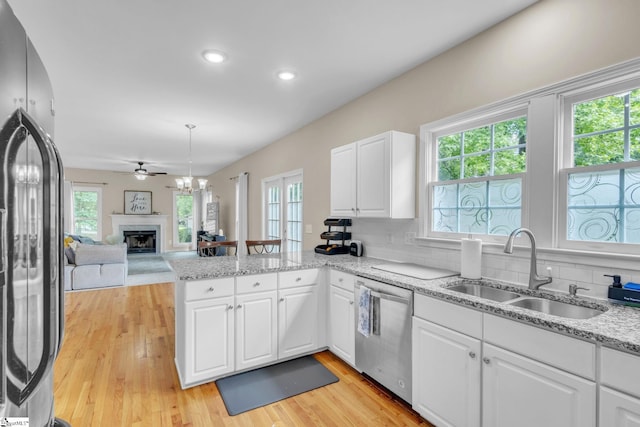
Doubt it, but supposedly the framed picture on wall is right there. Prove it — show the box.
[124,190,152,215]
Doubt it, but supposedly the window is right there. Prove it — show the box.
[262,170,303,252]
[561,81,640,247]
[426,110,527,237]
[72,186,102,240]
[173,192,194,246]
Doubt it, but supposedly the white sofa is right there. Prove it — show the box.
[64,243,128,290]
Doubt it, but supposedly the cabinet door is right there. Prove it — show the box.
[330,142,357,217]
[600,386,640,427]
[356,134,390,217]
[482,343,596,427]
[278,285,318,359]
[412,317,481,427]
[329,285,355,366]
[235,291,278,371]
[184,296,234,385]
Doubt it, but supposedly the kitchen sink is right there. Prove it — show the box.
[508,297,606,319]
[447,283,521,303]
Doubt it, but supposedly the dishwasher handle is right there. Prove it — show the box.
[369,289,411,305]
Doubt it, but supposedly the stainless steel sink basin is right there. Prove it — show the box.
[508,297,606,319]
[448,283,521,302]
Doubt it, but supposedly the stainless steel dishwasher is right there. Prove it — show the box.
[355,277,413,403]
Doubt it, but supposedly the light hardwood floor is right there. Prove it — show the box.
[54,283,433,426]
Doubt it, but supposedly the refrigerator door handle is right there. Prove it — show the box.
[0,208,5,274]
[0,208,5,415]
[4,109,56,406]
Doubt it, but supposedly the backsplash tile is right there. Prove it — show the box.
[351,218,640,301]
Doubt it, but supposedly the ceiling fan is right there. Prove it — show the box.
[132,162,167,180]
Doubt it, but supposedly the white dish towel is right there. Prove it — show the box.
[357,285,372,337]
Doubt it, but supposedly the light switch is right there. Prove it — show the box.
[305,224,313,234]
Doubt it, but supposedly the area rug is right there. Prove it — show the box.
[216,355,339,416]
[127,255,172,275]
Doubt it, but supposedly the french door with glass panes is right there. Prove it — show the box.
[263,171,303,252]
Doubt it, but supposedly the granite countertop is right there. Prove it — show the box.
[168,251,640,356]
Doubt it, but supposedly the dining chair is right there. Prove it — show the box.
[245,239,281,254]
[198,240,238,256]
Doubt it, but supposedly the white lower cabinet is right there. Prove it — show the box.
[412,317,481,427]
[184,295,235,385]
[600,387,640,427]
[600,347,640,426]
[482,343,595,427]
[278,285,318,358]
[329,285,355,366]
[235,290,278,371]
[412,294,596,427]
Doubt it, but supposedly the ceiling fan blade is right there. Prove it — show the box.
[148,172,167,176]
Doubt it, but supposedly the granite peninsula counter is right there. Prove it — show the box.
[167,251,640,356]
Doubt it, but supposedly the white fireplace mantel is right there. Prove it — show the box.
[111,214,168,253]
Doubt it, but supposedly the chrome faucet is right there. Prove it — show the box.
[503,227,552,290]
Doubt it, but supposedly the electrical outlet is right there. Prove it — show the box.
[405,232,416,244]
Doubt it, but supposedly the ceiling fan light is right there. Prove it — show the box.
[182,176,193,188]
[198,178,208,190]
[135,174,147,180]
[175,178,184,190]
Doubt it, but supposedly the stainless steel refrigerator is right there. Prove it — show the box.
[0,0,70,425]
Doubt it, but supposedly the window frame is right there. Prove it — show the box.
[172,191,194,248]
[558,76,640,254]
[71,185,102,240]
[421,104,530,243]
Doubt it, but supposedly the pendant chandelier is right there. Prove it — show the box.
[175,123,207,193]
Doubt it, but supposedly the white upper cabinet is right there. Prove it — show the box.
[330,143,357,217]
[330,131,416,218]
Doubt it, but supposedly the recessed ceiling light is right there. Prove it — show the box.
[202,50,227,64]
[277,71,297,81]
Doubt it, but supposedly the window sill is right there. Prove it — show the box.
[416,235,640,269]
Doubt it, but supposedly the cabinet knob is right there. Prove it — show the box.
[469,351,476,359]
[351,208,356,212]
[483,357,490,365]
[338,278,343,282]
[349,301,354,305]
[253,282,260,287]
[295,277,302,282]
[279,298,285,302]
[207,287,214,292]
[226,305,234,311]
[236,304,242,309]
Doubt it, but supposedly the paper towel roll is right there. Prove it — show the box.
[461,238,482,279]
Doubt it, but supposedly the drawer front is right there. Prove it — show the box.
[329,269,355,292]
[601,347,640,398]
[279,268,320,289]
[414,293,482,339]
[236,273,277,294]
[484,314,596,380]
[185,277,235,302]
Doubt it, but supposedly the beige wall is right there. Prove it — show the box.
[64,167,189,250]
[207,0,640,250]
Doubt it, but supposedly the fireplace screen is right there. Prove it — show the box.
[123,230,157,254]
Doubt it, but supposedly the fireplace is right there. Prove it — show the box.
[111,214,168,253]
[124,230,157,254]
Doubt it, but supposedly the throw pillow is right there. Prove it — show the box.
[64,246,76,264]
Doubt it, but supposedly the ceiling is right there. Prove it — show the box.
[8,0,537,177]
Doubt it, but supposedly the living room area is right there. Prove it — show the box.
[63,166,214,291]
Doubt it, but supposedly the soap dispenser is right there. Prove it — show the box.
[605,274,622,288]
